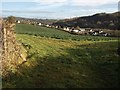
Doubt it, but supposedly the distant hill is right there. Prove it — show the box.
[16,17,59,25]
[52,12,120,30]
[3,17,58,25]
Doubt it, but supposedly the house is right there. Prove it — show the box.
[16,20,20,24]
[93,32,99,36]
[46,24,49,27]
[70,26,86,34]
[88,29,93,35]
[92,30,99,36]
[63,27,70,31]
[63,27,66,30]
[55,26,58,28]
[100,32,108,36]
[89,29,93,32]
[38,23,42,26]
[72,29,79,33]
[99,30,103,34]
[80,28,85,31]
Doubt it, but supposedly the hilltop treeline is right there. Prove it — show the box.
[52,12,120,30]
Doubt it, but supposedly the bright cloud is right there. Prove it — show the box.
[36,0,67,4]
[3,0,119,6]
[2,0,31,2]
[71,0,119,6]
[2,0,67,3]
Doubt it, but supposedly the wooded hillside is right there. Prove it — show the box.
[52,12,120,30]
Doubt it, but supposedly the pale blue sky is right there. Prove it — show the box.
[1,0,119,19]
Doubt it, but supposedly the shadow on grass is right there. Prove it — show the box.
[2,41,119,88]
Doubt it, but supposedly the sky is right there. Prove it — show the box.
[1,0,119,19]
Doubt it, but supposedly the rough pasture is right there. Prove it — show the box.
[2,24,119,88]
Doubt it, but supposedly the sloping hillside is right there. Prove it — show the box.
[16,17,58,25]
[52,12,120,30]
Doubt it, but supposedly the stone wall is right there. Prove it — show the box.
[0,18,3,77]
[0,20,26,76]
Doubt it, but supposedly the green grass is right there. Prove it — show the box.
[3,34,119,88]
[15,24,117,41]
[2,24,119,88]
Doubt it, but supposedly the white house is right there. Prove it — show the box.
[63,27,66,30]
[63,27,70,31]
[90,29,93,32]
[46,24,49,27]
[38,23,42,26]
[80,28,85,31]
[99,30,103,33]
[17,20,20,24]
[93,32,99,36]
[66,27,70,31]
[73,29,79,33]
[55,26,58,28]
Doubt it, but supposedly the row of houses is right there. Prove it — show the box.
[16,20,41,25]
[59,26,109,36]
[88,29,108,36]
[16,20,50,27]
[16,20,109,37]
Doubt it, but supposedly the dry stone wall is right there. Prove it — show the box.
[0,20,26,76]
[0,18,3,77]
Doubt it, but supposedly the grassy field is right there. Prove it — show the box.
[15,24,117,41]
[2,24,119,88]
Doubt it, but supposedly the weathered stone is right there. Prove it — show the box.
[0,19,26,76]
